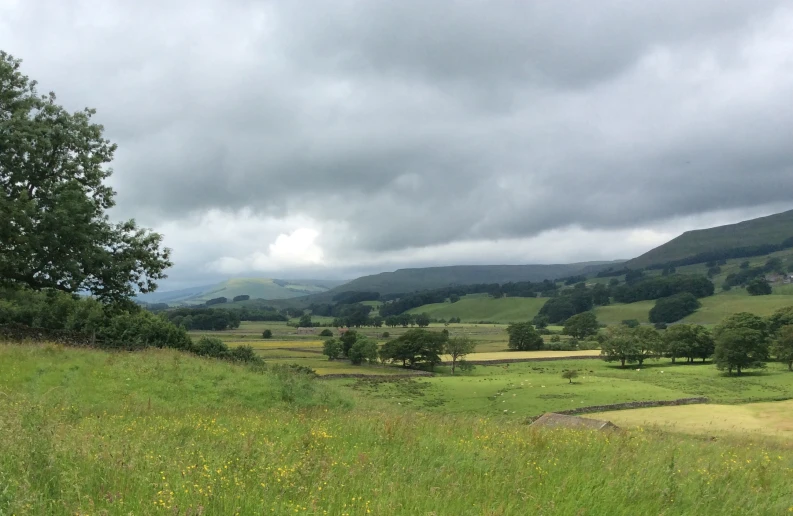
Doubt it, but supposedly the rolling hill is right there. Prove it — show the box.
[406,294,548,323]
[626,209,793,268]
[332,262,623,296]
[136,278,348,305]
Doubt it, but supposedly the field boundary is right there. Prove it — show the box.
[442,354,600,366]
[525,397,709,422]
[317,370,434,379]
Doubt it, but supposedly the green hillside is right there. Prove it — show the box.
[334,261,622,295]
[138,278,348,305]
[594,293,793,325]
[406,294,548,323]
[627,209,793,268]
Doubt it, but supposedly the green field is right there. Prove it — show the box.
[595,399,793,438]
[406,294,547,323]
[3,343,793,515]
[593,293,793,326]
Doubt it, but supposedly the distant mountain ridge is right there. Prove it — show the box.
[626,209,793,269]
[136,278,349,305]
[324,261,623,296]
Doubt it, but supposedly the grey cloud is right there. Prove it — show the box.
[2,0,793,266]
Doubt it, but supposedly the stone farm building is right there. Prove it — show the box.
[530,413,618,431]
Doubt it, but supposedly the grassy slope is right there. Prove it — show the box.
[594,293,793,325]
[140,278,346,305]
[406,294,547,323]
[627,208,793,268]
[331,262,621,295]
[3,344,793,515]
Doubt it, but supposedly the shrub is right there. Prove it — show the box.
[262,329,273,339]
[228,345,263,364]
[382,331,390,338]
[549,335,561,343]
[621,319,640,328]
[654,322,668,330]
[192,336,230,359]
[319,329,333,337]
[457,360,476,373]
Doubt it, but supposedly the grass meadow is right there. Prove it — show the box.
[3,344,793,515]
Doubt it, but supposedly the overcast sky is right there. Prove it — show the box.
[3,0,793,288]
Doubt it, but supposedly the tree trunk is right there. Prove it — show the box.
[671,356,676,364]
[737,365,742,375]
[788,361,792,371]
[451,358,456,375]
[620,357,626,367]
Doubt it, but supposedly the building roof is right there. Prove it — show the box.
[530,413,618,431]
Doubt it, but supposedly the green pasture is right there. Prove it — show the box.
[4,345,793,514]
[405,294,547,323]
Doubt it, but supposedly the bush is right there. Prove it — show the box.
[546,341,577,351]
[262,329,273,339]
[322,338,343,360]
[349,338,379,365]
[457,360,476,373]
[192,336,230,359]
[654,322,668,330]
[549,335,561,343]
[621,319,640,328]
[228,345,263,364]
[382,331,390,338]
[319,329,333,337]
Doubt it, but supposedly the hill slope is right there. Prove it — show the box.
[627,209,793,268]
[137,277,348,304]
[406,294,547,323]
[334,262,622,295]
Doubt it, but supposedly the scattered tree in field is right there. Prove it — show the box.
[414,313,431,327]
[538,297,577,324]
[322,338,342,360]
[382,331,390,338]
[713,313,769,375]
[561,369,579,384]
[746,278,772,296]
[0,53,172,305]
[649,292,700,323]
[298,313,313,327]
[532,314,549,329]
[563,312,599,340]
[232,295,250,302]
[506,322,544,351]
[445,336,477,374]
[601,325,659,367]
[707,266,721,278]
[262,329,273,339]
[740,261,750,269]
[319,328,333,337]
[771,325,793,371]
[349,338,378,365]
[449,294,460,303]
[768,306,793,334]
[340,330,359,357]
[661,324,714,363]
[379,329,448,369]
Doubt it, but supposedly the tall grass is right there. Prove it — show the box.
[1,344,792,515]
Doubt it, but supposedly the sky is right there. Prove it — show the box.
[2,0,793,289]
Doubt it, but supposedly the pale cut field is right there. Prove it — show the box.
[594,399,793,438]
[442,350,600,362]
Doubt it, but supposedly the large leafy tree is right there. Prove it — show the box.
[506,322,544,351]
[771,325,793,371]
[1,52,171,305]
[713,313,769,375]
[562,311,599,340]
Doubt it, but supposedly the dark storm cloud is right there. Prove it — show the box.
[2,0,793,262]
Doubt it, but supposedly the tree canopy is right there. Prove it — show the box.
[0,52,171,305]
[506,322,544,351]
